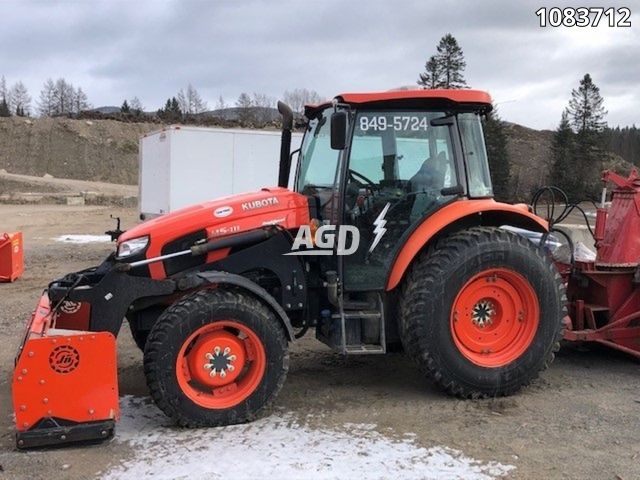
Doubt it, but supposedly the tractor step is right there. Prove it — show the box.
[343,344,386,354]
[335,292,386,354]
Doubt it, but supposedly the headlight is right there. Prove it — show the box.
[117,236,149,258]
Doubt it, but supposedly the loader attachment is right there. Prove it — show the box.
[12,294,119,449]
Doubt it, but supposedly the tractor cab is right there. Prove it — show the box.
[284,90,498,352]
[296,91,493,288]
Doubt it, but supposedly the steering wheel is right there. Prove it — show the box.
[348,169,378,193]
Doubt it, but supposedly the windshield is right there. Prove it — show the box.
[296,108,341,192]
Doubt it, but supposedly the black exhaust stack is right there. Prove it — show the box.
[277,101,294,188]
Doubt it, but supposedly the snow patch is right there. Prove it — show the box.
[104,396,515,480]
[53,234,112,244]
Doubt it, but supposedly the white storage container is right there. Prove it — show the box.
[139,126,303,217]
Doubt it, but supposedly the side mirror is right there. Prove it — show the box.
[330,111,348,150]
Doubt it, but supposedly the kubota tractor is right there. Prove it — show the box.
[12,89,566,448]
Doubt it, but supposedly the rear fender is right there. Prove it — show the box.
[386,199,548,290]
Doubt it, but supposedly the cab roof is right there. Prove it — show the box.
[304,89,493,117]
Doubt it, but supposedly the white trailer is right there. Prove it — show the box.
[139,125,303,218]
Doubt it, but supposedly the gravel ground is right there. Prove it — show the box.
[0,204,638,480]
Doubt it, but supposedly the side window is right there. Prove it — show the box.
[349,134,385,183]
[298,114,341,191]
[458,113,493,197]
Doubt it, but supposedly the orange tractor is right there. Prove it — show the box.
[13,89,570,448]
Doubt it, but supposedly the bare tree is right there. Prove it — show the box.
[37,79,56,116]
[252,92,274,108]
[73,87,91,114]
[129,96,144,115]
[215,95,226,110]
[235,92,252,109]
[235,92,253,123]
[8,81,31,116]
[282,88,322,114]
[251,92,275,123]
[53,78,75,115]
[177,84,208,115]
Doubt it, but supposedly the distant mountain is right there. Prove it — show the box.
[90,106,121,114]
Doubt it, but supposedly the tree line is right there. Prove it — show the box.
[417,33,632,202]
[0,75,322,126]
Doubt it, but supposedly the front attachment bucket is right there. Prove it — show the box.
[12,295,119,449]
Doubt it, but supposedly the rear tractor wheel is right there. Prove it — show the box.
[144,288,289,427]
[399,227,565,397]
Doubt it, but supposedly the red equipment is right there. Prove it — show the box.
[564,169,640,358]
[0,231,24,282]
[12,294,119,448]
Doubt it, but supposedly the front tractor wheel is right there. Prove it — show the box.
[143,289,289,427]
[399,227,565,397]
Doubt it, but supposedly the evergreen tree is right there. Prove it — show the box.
[549,111,580,201]
[568,73,607,134]
[606,125,640,165]
[418,34,467,89]
[483,107,510,200]
[417,56,441,89]
[567,74,608,198]
[158,97,182,122]
[0,76,7,103]
[0,98,10,117]
[121,99,130,114]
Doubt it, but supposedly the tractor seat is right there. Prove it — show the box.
[409,152,447,221]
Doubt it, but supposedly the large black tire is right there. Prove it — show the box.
[144,288,289,427]
[399,227,565,397]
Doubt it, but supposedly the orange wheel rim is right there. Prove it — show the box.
[176,320,266,409]
[450,268,539,368]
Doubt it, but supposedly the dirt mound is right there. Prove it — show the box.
[503,123,554,199]
[0,117,158,184]
[0,117,631,202]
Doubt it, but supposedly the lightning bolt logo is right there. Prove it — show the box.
[369,202,391,253]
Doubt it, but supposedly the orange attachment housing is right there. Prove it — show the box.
[13,331,119,433]
[0,231,24,282]
[12,294,119,438]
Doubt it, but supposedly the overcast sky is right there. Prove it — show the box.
[1,0,638,129]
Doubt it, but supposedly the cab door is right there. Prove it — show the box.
[341,110,460,291]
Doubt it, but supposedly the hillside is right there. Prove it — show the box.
[0,116,632,200]
[503,123,554,199]
[0,117,157,184]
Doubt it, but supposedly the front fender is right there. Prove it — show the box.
[386,199,548,291]
[194,271,296,341]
